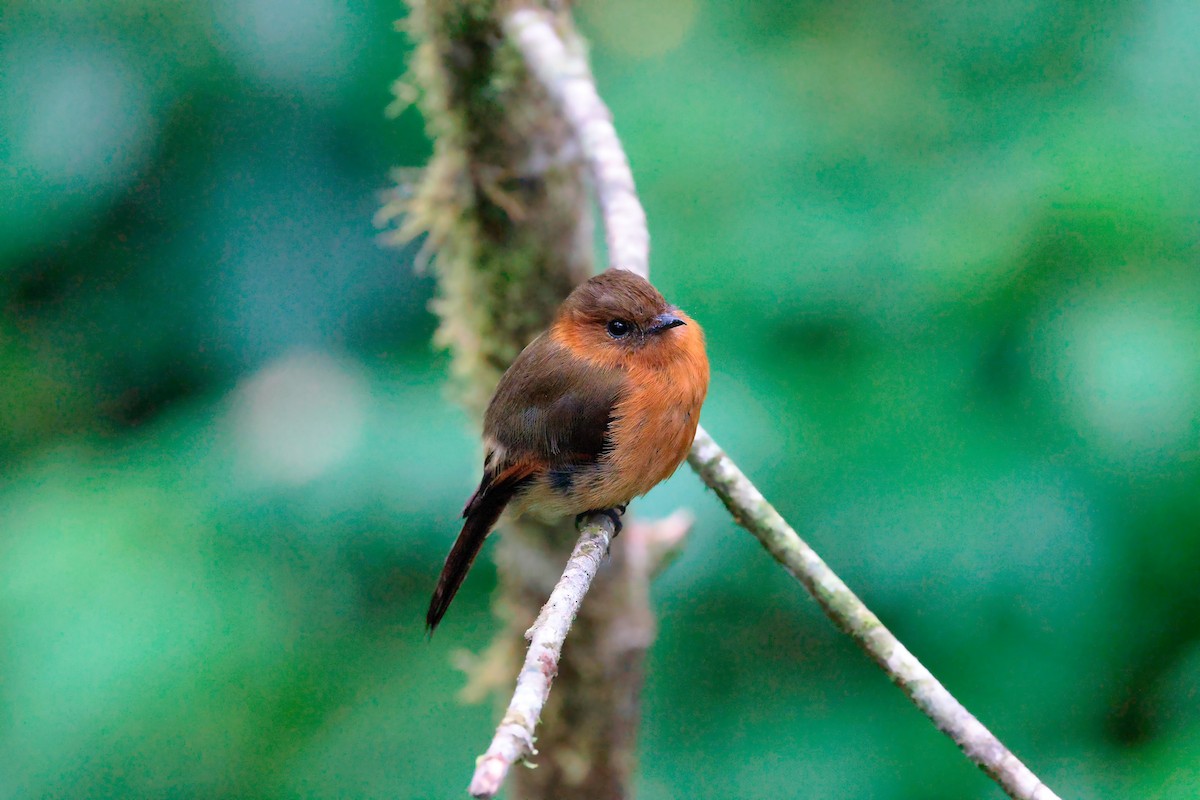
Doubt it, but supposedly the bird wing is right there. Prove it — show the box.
[433,335,624,632]
[483,333,625,466]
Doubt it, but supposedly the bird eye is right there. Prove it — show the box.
[606,319,631,338]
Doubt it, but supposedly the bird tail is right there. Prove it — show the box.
[426,467,531,633]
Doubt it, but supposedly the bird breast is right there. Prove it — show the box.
[510,317,709,521]
[563,333,708,514]
[613,348,707,483]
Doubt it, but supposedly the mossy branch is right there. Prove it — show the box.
[382,0,592,414]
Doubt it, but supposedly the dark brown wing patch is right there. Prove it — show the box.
[483,334,625,469]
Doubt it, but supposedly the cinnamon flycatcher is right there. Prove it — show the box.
[427,269,709,631]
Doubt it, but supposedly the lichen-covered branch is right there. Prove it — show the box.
[687,429,1062,800]
[469,516,615,799]
[504,9,649,277]
[469,509,692,798]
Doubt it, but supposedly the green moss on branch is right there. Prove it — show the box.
[384,0,591,413]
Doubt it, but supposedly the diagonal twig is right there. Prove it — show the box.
[688,429,1061,800]
[467,509,693,799]
[468,514,615,798]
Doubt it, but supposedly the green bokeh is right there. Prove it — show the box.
[2,0,1198,797]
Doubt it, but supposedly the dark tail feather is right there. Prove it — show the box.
[426,478,522,633]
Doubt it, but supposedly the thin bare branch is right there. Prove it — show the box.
[468,514,616,799]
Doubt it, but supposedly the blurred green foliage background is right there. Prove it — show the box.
[2,0,1198,797]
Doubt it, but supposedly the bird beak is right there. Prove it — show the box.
[648,313,686,335]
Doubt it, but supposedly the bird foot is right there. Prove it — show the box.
[577,506,626,536]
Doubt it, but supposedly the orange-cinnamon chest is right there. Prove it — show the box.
[513,315,709,519]
[598,347,708,503]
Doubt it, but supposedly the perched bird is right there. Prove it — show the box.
[427,269,709,632]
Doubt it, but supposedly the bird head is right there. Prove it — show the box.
[552,269,702,369]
